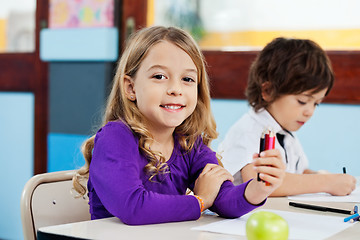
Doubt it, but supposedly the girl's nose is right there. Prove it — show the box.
[167,79,182,96]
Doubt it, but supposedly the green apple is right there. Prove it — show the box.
[246,211,289,240]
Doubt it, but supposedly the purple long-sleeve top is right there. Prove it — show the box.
[88,121,264,225]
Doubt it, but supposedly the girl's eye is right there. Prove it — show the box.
[153,74,166,80]
[314,102,320,107]
[183,77,195,83]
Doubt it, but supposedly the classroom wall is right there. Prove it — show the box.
[0,92,34,240]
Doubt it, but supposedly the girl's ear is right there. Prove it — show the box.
[261,81,272,102]
[124,75,136,101]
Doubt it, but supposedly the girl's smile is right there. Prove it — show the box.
[161,104,185,112]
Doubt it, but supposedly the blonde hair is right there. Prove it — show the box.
[73,26,218,196]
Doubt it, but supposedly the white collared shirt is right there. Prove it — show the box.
[218,108,309,185]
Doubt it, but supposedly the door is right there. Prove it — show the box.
[0,0,48,174]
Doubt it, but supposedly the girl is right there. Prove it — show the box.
[73,26,285,225]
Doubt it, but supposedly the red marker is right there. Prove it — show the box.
[265,130,275,150]
[258,129,276,186]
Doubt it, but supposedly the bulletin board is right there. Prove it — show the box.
[49,0,114,28]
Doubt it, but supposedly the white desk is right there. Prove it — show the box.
[38,197,359,240]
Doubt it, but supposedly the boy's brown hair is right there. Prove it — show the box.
[246,37,335,112]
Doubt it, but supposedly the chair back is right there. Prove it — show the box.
[20,170,91,240]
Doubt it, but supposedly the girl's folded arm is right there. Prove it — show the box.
[209,180,265,218]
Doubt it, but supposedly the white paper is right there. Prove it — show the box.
[288,177,360,203]
[192,209,355,240]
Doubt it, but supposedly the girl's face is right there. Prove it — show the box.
[125,40,198,135]
[266,88,327,132]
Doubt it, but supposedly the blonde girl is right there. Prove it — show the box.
[73,26,285,225]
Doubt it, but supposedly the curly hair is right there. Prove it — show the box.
[246,37,335,112]
[73,26,218,196]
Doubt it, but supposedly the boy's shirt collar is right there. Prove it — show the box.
[250,108,294,137]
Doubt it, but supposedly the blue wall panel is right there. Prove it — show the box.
[48,133,88,172]
[49,62,113,135]
[40,28,118,61]
[0,92,34,240]
[210,99,249,150]
[297,103,360,176]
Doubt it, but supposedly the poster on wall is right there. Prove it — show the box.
[49,0,114,28]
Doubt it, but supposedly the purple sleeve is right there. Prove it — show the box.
[89,122,200,225]
[210,180,265,218]
[190,139,265,218]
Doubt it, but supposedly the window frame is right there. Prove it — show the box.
[122,0,360,104]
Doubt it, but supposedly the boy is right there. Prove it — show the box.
[218,37,356,196]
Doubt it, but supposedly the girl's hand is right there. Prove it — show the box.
[245,149,286,205]
[193,164,234,210]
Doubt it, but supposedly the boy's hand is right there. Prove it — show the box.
[326,174,356,196]
[245,149,286,204]
[193,164,234,210]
